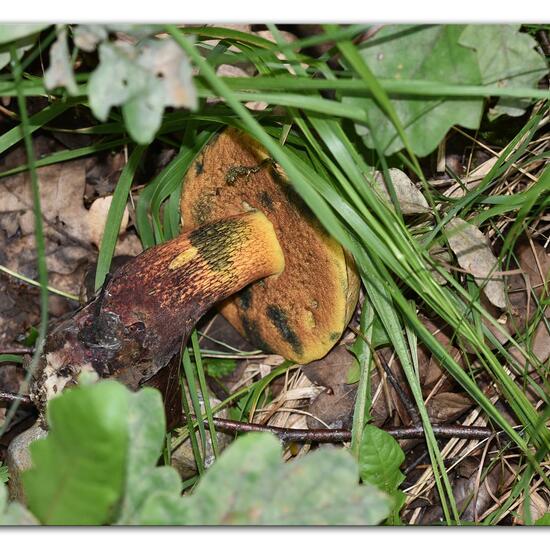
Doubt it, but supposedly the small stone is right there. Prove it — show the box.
[6,423,47,503]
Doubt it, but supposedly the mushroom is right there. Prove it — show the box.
[181,128,360,363]
[29,128,359,413]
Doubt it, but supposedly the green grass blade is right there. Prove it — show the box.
[94,145,146,291]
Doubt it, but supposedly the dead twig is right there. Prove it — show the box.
[0,390,33,407]
[0,391,494,443]
[204,416,494,443]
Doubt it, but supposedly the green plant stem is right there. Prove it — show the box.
[0,47,49,440]
[0,265,79,301]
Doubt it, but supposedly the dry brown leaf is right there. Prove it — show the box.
[421,458,503,524]
[0,150,141,347]
[87,196,130,248]
[371,168,430,215]
[306,385,357,430]
[446,218,506,308]
[0,159,130,251]
[426,392,473,423]
[506,238,550,330]
[255,30,304,76]
[301,345,355,390]
[427,245,452,285]
[444,157,498,199]
[516,490,550,524]
[214,64,267,111]
[302,346,359,430]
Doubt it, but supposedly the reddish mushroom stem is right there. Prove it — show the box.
[30,211,284,413]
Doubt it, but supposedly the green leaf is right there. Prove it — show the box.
[141,432,392,525]
[89,42,160,143]
[346,24,483,156]
[0,484,38,525]
[88,39,196,144]
[0,462,8,484]
[535,513,550,526]
[22,381,130,525]
[44,26,78,95]
[0,24,49,45]
[459,25,548,119]
[204,357,238,379]
[359,424,406,519]
[116,388,182,525]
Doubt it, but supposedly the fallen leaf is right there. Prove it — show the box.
[506,238,550,330]
[421,458,502,524]
[213,65,267,111]
[517,491,550,525]
[371,168,430,215]
[426,392,472,423]
[0,158,130,254]
[0,149,141,347]
[444,157,498,199]
[427,246,452,285]
[255,30,304,76]
[87,196,129,248]
[307,385,357,430]
[302,345,356,391]
[446,218,506,308]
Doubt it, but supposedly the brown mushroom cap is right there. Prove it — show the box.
[181,128,360,364]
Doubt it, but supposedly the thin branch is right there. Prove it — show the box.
[204,416,494,443]
[0,391,494,443]
[0,390,33,407]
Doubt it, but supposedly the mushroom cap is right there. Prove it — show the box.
[181,128,360,364]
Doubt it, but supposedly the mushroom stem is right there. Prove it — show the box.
[30,211,284,412]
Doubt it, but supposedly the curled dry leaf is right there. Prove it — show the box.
[427,245,452,285]
[516,490,550,525]
[446,218,506,308]
[0,159,132,256]
[371,169,430,215]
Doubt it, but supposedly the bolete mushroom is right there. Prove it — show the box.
[30,128,359,413]
[181,128,360,363]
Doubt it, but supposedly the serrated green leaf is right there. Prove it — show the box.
[346,24,483,156]
[142,432,392,525]
[359,424,405,516]
[22,381,130,525]
[459,25,548,119]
